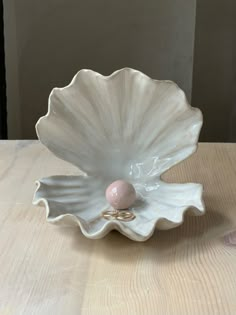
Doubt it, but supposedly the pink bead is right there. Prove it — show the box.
[105,180,136,210]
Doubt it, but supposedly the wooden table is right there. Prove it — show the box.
[0,141,236,315]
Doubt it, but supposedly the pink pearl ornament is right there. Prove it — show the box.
[105,180,136,210]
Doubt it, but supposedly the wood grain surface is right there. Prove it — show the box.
[0,141,236,315]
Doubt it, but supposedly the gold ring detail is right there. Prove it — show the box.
[102,209,136,222]
[116,211,136,221]
[102,209,119,220]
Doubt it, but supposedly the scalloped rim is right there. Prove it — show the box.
[36,68,203,165]
[34,68,204,241]
[33,179,205,242]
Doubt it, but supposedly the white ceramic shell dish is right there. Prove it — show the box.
[33,68,205,241]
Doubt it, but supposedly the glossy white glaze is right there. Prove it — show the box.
[33,68,205,241]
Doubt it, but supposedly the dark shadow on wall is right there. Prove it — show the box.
[192,0,236,142]
[0,0,7,139]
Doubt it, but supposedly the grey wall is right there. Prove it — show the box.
[4,0,197,139]
[192,0,236,142]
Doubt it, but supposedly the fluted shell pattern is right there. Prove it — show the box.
[33,68,205,241]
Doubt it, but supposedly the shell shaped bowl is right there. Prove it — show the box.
[33,68,205,241]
